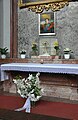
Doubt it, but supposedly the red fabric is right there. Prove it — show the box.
[0,95,78,120]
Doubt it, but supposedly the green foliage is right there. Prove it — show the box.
[64,48,71,54]
[53,41,59,55]
[14,75,22,80]
[20,50,26,54]
[32,42,38,52]
[0,47,8,55]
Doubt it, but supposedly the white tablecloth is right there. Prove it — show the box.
[1,63,78,81]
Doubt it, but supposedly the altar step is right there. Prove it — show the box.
[0,93,78,119]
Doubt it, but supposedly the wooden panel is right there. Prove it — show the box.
[10,0,18,58]
[40,73,78,87]
[6,70,78,87]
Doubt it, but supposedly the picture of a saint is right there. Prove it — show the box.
[39,12,55,35]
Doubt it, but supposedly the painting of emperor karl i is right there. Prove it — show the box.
[39,12,55,35]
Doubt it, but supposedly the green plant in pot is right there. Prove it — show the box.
[0,47,8,59]
[20,49,26,59]
[63,48,71,59]
[53,41,59,57]
[31,42,38,56]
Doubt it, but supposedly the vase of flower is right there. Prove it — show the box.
[63,48,71,59]
[31,42,38,56]
[53,41,59,59]
[20,49,26,59]
[0,47,8,59]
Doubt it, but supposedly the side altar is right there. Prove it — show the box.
[1,63,78,102]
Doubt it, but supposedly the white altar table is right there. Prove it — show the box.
[1,63,78,81]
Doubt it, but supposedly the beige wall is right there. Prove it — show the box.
[0,0,10,52]
[0,0,3,48]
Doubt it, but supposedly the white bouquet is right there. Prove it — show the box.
[13,72,42,102]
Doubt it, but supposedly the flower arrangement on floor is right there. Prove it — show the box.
[13,72,42,102]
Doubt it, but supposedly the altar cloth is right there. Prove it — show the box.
[1,63,78,81]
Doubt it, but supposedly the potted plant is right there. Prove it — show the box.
[31,42,38,56]
[0,47,8,59]
[20,49,26,59]
[63,48,71,59]
[53,41,59,59]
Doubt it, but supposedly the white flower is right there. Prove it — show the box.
[30,94,35,101]
[27,74,33,80]
[20,49,26,54]
[13,73,42,102]
[21,94,26,98]
[17,89,21,94]
[36,72,40,77]
[36,96,41,101]
[13,79,17,84]
[64,48,71,52]
[30,89,34,94]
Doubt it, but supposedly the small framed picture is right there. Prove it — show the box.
[39,12,55,36]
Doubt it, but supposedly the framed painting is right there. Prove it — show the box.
[39,12,55,36]
[18,0,58,8]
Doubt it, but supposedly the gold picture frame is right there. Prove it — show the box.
[39,12,55,36]
[18,0,69,9]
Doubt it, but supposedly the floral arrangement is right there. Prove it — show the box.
[32,42,38,52]
[53,41,59,55]
[20,49,26,54]
[63,48,71,54]
[13,73,42,102]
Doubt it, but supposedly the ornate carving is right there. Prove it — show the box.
[50,1,69,11]
[18,0,69,13]
[28,2,69,13]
